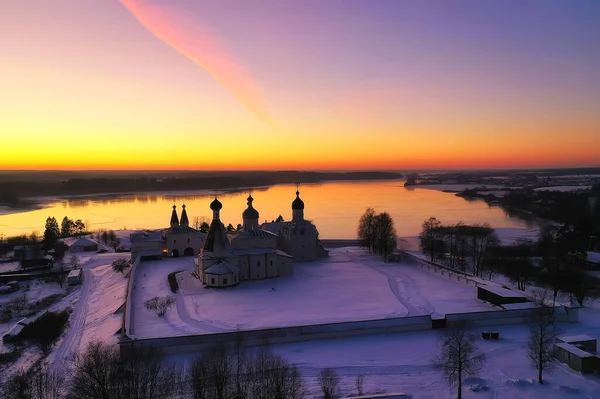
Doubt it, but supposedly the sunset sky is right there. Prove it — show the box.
[1,0,599,171]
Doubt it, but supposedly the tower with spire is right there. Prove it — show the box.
[164,203,206,258]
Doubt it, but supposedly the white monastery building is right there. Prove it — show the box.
[195,188,327,288]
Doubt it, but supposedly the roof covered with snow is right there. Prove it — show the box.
[204,260,239,275]
[557,334,597,344]
[231,248,292,258]
[164,226,205,235]
[130,231,163,242]
[68,237,98,247]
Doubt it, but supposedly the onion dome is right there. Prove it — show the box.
[292,190,304,210]
[242,195,259,219]
[210,197,222,211]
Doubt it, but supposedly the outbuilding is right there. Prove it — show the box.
[67,268,83,286]
[68,237,99,252]
[553,342,597,373]
[477,285,529,306]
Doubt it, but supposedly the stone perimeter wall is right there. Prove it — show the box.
[119,248,578,358]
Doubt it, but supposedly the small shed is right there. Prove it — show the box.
[556,335,597,352]
[553,342,597,373]
[67,269,83,286]
[477,285,529,306]
[2,323,25,343]
[68,238,99,252]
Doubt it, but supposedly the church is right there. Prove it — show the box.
[195,188,327,288]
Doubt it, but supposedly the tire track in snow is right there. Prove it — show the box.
[175,292,228,333]
[51,268,95,372]
[364,261,434,316]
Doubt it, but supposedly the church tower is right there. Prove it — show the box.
[170,204,179,228]
[202,197,230,258]
[180,204,189,227]
[292,188,305,222]
[242,194,260,231]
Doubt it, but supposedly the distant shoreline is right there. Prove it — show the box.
[0,173,404,217]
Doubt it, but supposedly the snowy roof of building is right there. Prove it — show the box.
[234,229,277,239]
[4,323,24,337]
[557,334,597,344]
[501,302,536,310]
[164,226,204,235]
[204,260,239,275]
[554,342,595,358]
[131,231,163,242]
[68,269,82,278]
[68,237,98,247]
[587,251,600,264]
[231,248,292,258]
[261,222,284,234]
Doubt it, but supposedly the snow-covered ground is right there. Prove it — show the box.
[130,248,496,339]
[269,309,600,399]
[0,251,130,383]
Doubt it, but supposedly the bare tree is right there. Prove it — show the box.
[318,368,340,399]
[112,258,129,274]
[357,207,377,253]
[47,261,66,287]
[4,369,32,399]
[7,293,28,317]
[355,374,365,396]
[433,325,486,399]
[527,289,559,384]
[144,296,176,317]
[373,212,397,260]
[69,341,121,399]
[31,367,65,399]
[420,217,442,262]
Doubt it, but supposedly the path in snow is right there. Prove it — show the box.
[175,291,229,334]
[50,268,94,372]
[364,260,435,317]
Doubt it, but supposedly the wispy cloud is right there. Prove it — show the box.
[120,0,272,126]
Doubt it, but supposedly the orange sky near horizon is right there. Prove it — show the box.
[1,1,599,171]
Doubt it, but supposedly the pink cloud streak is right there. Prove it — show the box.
[120,0,272,126]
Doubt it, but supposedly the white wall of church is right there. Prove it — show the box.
[167,233,204,257]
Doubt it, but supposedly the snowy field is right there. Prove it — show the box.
[131,248,496,339]
[268,307,600,399]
